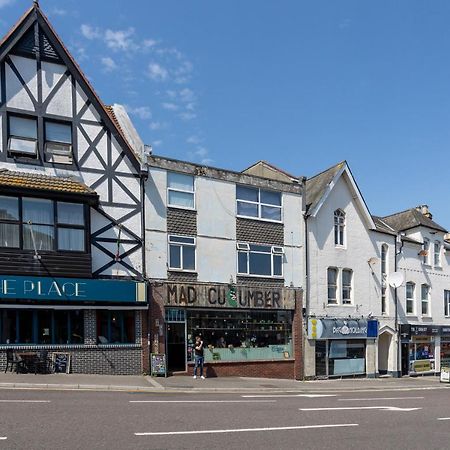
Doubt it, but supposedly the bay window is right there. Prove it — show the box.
[237,243,283,277]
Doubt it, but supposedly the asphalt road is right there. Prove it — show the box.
[1,385,450,449]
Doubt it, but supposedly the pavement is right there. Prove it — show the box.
[0,371,447,393]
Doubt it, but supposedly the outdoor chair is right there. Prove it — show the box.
[4,350,24,373]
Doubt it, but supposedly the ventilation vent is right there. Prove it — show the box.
[12,26,61,62]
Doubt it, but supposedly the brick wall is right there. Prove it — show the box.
[236,218,284,245]
[236,276,284,288]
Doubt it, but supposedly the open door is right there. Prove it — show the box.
[166,322,186,372]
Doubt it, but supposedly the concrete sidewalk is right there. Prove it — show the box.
[0,372,447,393]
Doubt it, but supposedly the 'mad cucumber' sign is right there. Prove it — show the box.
[0,275,146,304]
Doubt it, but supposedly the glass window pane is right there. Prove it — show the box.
[23,198,54,225]
[328,268,337,284]
[18,310,34,343]
[169,236,195,244]
[169,244,181,268]
[236,186,258,202]
[0,196,19,220]
[110,312,122,343]
[237,201,258,217]
[238,252,247,273]
[183,245,195,270]
[23,224,54,250]
[54,310,69,344]
[45,121,72,143]
[70,310,84,344]
[37,310,52,344]
[58,228,85,251]
[97,311,109,344]
[0,223,19,248]
[10,116,37,139]
[261,205,281,221]
[273,255,282,276]
[1,310,17,344]
[260,190,281,206]
[57,202,84,225]
[249,244,271,253]
[123,311,135,343]
[168,172,194,191]
[9,137,37,154]
[249,252,272,275]
[343,269,352,285]
[168,190,194,208]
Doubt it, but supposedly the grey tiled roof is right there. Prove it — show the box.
[382,208,447,233]
[372,216,397,236]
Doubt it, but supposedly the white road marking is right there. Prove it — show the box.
[0,400,50,403]
[135,423,359,436]
[300,406,421,412]
[0,437,6,440]
[437,417,450,421]
[242,394,337,398]
[130,400,277,403]
[338,396,424,402]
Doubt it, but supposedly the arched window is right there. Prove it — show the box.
[334,209,345,246]
[406,282,415,315]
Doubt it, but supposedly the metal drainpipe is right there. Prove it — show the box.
[395,234,404,378]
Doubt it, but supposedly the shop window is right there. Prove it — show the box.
[0,196,20,248]
[236,185,282,221]
[96,310,135,344]
[422,238,430,265]
[445,290,450,317]
[406,282,415,315]
[237,243,283,277]
[327,267,338,304]
[186,310,293,363]
[409,340,435,373]
[167,172,195,209]
[168,235,196,271]
[434,241,441,267]
[334,209,345,246]
[8,115,38,157]
[421,284,430,316]
[56,202,85,251]
[0,310,84,345]
[342,269,353,304]
[45,120,73,164]
[328,339,366,376]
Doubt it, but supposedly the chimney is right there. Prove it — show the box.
[416,204,432,220]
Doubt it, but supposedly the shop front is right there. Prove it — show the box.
[150,282,302,379]
[400,324,450,375]
[0,275,147,375]
[307,318,379,378]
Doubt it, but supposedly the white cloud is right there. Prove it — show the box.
[188,146,213,165]
[104,27,135,51]
[187,135,201,145]
[50,7,67,16]
[143,39,157,48]
[179,111,196,121]
[162,102,179,111]
[101,56,117,72]
[152,139,163,147]
[124,105,152,120]
[81,24,101,40]
[149,121,168,131]
[0,0,14,8]
[148,62,169,81]
[179,88,195,103]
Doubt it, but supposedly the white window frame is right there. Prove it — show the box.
[237,242,284,278]
[327,267,338,304]
[236,185,282,223]
[434,241,441,267]
[168,235,196,272]
[445,290,450,317]
[167,172,195,210]
[406,282,415,316]
[422,238,430,265]
[421,283,430,316]
[341,268,353,305]
[334,209,345,247]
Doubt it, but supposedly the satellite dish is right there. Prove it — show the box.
[389,271,404,288]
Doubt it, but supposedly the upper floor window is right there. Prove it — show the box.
[381,244,388,278]
[236,186,282,222]
[334,209,345,246]
[327,267,338,304]
[8,115,37,157]
[45,120,73,165]
[167,172,195,209]
[406,282,415,315]
[342,268,353,304]
[421,284,430,316]
[0,196,86,252]
[434,241,441,267]
[237,243,283,277]
[168,235,196,271]
[422,238,430,265]
[444,290,450,317]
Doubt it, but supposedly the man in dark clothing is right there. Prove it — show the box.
[193,335,205,379]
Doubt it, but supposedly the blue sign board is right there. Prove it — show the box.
[0,275,146,304]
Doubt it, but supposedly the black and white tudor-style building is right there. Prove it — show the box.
[0,3,148,374]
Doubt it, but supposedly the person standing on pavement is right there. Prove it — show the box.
[193,335,205,379]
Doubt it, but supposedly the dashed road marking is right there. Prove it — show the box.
[300,406,421,412]
[130,400,276,403]
[338,396,424,402]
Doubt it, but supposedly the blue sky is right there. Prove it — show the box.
[1,0,450,226]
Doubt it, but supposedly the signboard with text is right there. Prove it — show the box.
[0,275,146,304]
[308,318,378,340]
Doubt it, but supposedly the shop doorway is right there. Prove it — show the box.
[401,343,409,376]
[166,323,186,372]
[378,332,392,375]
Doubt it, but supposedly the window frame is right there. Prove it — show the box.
[421,283,430,316]
[96,310,136,345]
[167,172,196,210]
[236,185,283,223]
[341,268,353,305]
[406,282,415,316]
[0,195,88,254]
[237,242,284,278]
[168,234,196,272]
[434,240,441,267]
[445,290,450,317]
[334,209,346,247]
[422,238,430,265]
[44,119,73,165]
[327,267,338,304]
[7,114,38,158]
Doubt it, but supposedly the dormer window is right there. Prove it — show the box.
[8,115,38,157]
[45,120,73,165]
[334,209,345,246]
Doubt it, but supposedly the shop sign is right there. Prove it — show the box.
[307,318,378,340]
[401,324,450,337]
[0,275,146,304]
[164,283,296,310]
[440,366,450,383]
